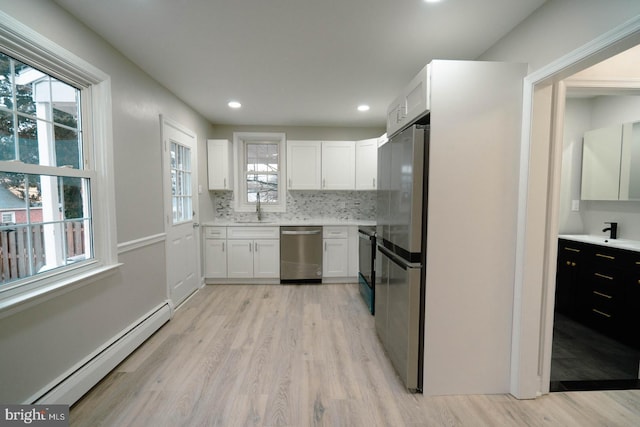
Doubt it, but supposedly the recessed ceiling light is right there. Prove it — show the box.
[228,101,241,109]
[357,104,370,112]
[424,0,443,3]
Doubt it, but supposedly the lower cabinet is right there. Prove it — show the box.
[204,227,227,278]
[323,226,349,278]
[227,239,280,278]
[556,238,640,348]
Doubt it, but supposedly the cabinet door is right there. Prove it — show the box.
[207,139,232,190]
[355,138,378,190]
[323,238,349,277]
[581,125,623,200]
[287,140,321,189]
[253,239,280,278]
[322,141,355,190]
[227,239,254,277]
[204,239,227,278]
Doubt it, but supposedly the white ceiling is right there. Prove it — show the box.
[53,0,546,128]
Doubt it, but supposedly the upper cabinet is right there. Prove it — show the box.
[287,140,359,190]
[287,140,322,189]
[355,138,378,190]
[207,139,233,190]
[581,121,640,201]
[620,121,640,200]
[321,141,355,190]
[387,64,431,137]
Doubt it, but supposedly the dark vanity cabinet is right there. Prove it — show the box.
[556,238,639,349]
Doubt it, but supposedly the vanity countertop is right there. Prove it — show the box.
[559,234,640,253]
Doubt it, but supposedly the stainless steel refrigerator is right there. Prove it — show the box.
[375,123,429,392]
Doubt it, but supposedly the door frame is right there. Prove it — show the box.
[160,115,201,309]
[510,16,640,399]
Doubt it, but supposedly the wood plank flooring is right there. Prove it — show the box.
[70,284,640,426]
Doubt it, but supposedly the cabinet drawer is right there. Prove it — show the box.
[323,226,348,239]
[204,227,227,239]
[227,226,279,239]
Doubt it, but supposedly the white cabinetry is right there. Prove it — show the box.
[355,138,378,190]
[386,64,431,137]
[287,140,322,189]
[321,141,355,190]
[204,227,227,278]
[287,140,355,190]
[207,139,233,190]
[323,226,349,279]
[226,227,280,279]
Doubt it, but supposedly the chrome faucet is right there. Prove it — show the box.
[256,191,262,221]
[602,222,617,239]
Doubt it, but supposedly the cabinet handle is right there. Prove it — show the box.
[564,247,580,253]
[222,242,225,252]
[224,178,227,189]
[566,261,570,266]
[594,272,613,280]
[636,261,640,265]
[325,242,327,251]
[289,178,292,188]
[323,178,326,188]
[592,308,611,318]
[373,178,376,188]
[593,291,612,299]
[249,244,252,252]
[255,242,258,252]
[596,253,615,260]
[571,262,576,267]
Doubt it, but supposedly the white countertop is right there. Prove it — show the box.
[559,234,640,253]
[203,219,375,227]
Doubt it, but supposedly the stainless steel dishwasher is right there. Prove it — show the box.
[280,226,323,283]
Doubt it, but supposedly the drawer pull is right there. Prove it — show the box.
[594,272,613,280]
[564,247,580,253]
[636,261,640,265]
[596,253,615,260]
[571,262,576,267]
[593,291,612,299]
[592,309,611,318]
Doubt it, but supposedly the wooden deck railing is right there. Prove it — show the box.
[0,222,85,285]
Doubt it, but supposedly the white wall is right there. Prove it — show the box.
[0,0,212,403]
[561,96,640,239]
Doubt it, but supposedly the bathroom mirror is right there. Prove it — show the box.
[620,120,640,200]
[581,120,640,201]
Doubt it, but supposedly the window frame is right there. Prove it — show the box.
[0,11,118,316]
[233,132,286,213]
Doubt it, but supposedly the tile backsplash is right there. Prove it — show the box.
[209,190,376,222]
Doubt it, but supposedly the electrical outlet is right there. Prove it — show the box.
[571,200,580,212]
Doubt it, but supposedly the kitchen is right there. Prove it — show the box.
[1,0,640,425]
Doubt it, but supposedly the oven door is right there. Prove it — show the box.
[358,230,374,286]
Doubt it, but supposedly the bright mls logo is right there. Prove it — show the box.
[1,405,68,426]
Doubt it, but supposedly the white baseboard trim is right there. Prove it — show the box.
[32,301,172,405]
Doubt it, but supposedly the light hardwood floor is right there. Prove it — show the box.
[70,284,640,426]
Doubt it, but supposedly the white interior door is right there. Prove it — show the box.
[162,116,200,307]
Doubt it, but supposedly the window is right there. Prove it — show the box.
[0,14,117,309]
[233,132,286,213]
[170,141,192,224]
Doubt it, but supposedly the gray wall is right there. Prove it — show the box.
[0,0,212,403]
[479,0,640,72]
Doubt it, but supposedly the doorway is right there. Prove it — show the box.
[549,71,640,391]
[510,16,640,399]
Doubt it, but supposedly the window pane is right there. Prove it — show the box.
[15,61,43,117]
[247,173,278,203]
[54,124,81,169]
[0,110,16,161]
[246,143,279,172]
[170,141,192,223]
[0,172,92,286]
[17,115,40,164]
[0,53,13,110]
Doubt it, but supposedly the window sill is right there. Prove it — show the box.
[0,263,123,320]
